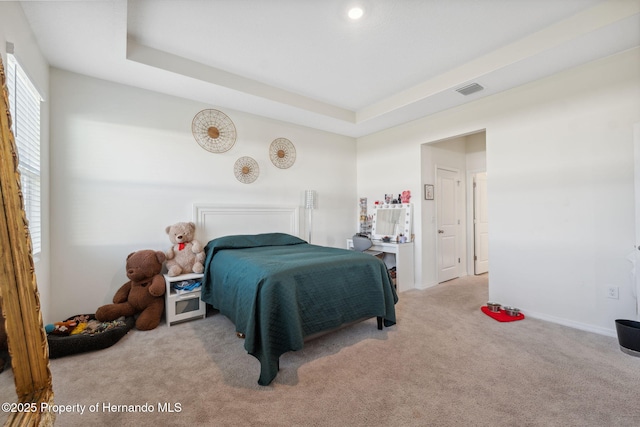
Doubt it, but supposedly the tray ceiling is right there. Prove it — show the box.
[19,0,640,137]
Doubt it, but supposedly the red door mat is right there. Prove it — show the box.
[481,306,525,322]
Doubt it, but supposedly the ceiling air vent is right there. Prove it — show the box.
[455,83,484,96]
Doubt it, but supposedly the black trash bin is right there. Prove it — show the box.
[615,319,640,357]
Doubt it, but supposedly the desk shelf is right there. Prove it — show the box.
[346,239,414,292]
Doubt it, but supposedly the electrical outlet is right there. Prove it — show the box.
[607,286,619,299]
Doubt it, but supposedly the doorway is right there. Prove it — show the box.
[422,130,487,286]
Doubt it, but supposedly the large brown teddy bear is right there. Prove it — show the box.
[96,250,166,331]
[165,222,205,276]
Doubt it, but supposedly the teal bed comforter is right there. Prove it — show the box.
[201,233,398,385]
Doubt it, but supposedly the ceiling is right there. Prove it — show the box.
[18,0,640,137]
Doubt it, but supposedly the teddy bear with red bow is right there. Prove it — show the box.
[165,221,205,276]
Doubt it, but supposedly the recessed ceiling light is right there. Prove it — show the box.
[348,7,364,20]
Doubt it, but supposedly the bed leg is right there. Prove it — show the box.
[377,316,383,330]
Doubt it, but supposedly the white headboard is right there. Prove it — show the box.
[192,204,300,243]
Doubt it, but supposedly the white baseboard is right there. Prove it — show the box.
[523,309,617,338]
[414,281,438,291]
[410,277,618,338]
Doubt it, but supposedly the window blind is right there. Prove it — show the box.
[6,54,42,255]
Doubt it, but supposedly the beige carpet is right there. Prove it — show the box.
[2,274,639,426]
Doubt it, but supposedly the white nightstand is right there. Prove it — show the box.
[164,273,206,327]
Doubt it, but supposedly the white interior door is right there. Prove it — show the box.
[437,167,459,283]
[473,172,489,275]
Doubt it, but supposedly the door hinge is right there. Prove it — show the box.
[474,255,477,261]
[458,258,461,263]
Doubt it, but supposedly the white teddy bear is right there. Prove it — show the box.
[165,221,205,276]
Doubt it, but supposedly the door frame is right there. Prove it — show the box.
[634,122,640,319]
[466,168,486,276]
[470,170,489,275]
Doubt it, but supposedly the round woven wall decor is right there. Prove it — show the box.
[192,109,237,153]
[269,137,296,169]
[234,156,259,184]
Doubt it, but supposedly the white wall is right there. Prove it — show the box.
[49,69,357,322]
[6,2,637,337]
[358,47,640,336]
[0,3,51,322]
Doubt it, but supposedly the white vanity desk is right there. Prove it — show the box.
[348,202,415,292]
[346,239,414,292]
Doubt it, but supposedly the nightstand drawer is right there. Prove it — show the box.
[164,273,205,326]
[167,291,205,323]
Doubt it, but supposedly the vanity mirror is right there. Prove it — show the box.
[0,56,55,426]
[371,204,412,242]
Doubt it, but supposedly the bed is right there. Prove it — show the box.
[200,232,398,385]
